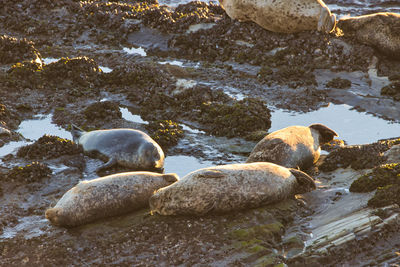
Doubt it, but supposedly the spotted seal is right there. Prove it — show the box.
[338,12,400,58]
[219,0,336,33]
[246,124,338,170]
[45,172,178,227]
[149,162,316,216]
[71,125,165,173]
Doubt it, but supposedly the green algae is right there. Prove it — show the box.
[350,163,400,192]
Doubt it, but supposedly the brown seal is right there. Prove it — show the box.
[338,12,400,58]
[149,162,316,216]
[46,171,178,227]
[219,0,336,33]
[246,124,337,170]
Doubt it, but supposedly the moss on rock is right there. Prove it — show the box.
[381,81,400,101]
[368,184,400,208]
[0,35,42,64]
[83,101,122,122]
[17,135,82,159]
[320,138,400,172]
[145,120,183,150]
[350,163,400,192]
[325,77,352,89]
[1,162,52,183]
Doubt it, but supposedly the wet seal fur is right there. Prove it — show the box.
[46,172,178,227]
[246,124,337,170]
[219,0,336,33]
[338,12,400,58]
[71,125,165,173]
[149,162,316,216]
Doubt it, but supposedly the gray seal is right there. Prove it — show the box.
[45,171,178,227]
[246,124,337,170]
[219,0,336,33]
[71,125,165,173]
[149,162,316,216]
[338,12,400,58]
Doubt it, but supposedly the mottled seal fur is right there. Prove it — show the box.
[246,124,337,170]
[46,172,178,227]
[71,125,165,173]
[219,0,336,33]
[338,12,400,58]
[149,162,316,216]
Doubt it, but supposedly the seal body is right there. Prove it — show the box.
[72,126,165,173]
[219,0,336,33]
[149,162,316,216]
[45,172,178,227]
[338,12,400,58]
[246,124,337,170]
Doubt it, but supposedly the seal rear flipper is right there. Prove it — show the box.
[289,168,316,194]
[70,124,85,142]
[96,158,117,173]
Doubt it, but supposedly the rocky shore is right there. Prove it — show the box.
[1,0,400,266]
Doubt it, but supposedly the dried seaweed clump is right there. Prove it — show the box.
[381,81,400,101]
[17,135,82,159]
[368,184,400,208]
[146,120,183,150]
[1,162,52,183]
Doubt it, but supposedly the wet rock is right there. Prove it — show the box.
[325,77,351,89]
[350,163,400,193]
[319,138,400,172]
[338,13,400,58]
[145,120,183,151]
[0,35,42,64]
[381,81,400,101]
[83,101,122,122]
[0,162,52,183]
[17,134,83,160]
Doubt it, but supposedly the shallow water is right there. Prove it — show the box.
[270,103,400,145]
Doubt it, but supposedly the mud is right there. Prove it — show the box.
[1,0,400,265]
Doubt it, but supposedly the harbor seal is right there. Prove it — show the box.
[219,0,336,33]
[149,162,316,216]
[246,124,337,170]
[338,12,400,58]
[71,125,165,173]
[45,171,178,227]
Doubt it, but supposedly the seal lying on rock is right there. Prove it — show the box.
[46,172,178,227]
[246,124,337,170]
[71,125,165,173]
[219,0,336,33]
[149,162,316,216]
[338,12,400,58]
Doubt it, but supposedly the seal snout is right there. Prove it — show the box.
[163,173,179,183]
[45,207,63,226]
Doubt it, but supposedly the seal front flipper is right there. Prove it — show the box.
[70,124,86,142]
[96,157,117,173]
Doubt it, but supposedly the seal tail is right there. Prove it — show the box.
[289,168,316,194]
[70,124,85,142]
